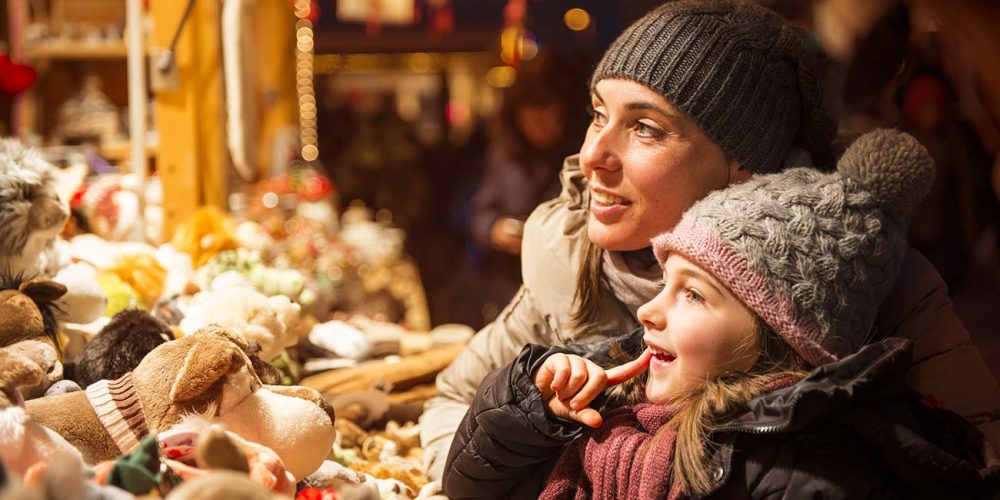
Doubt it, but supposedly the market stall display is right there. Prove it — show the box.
[0,137,463,499]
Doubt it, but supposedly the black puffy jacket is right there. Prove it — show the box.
[444,335,1000,499]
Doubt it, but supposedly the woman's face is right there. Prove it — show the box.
[580,79,743,251]
[637,253,760,404]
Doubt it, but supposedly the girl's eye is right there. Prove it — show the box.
[684,288,705,304]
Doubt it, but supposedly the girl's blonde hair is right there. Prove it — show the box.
[607,316,809,496]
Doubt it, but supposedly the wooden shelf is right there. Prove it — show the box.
[25,41,131,59]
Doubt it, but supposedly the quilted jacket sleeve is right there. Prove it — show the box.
[442,343,586,499]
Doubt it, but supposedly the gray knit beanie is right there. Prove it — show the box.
[592,0,836,173]
[651,129,934,366]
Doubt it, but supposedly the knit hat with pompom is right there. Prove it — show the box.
[651,129,934,366]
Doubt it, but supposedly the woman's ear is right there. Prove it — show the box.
[727,159,751,185]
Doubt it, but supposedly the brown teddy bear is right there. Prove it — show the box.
[0,276,67,399]
[26,325,336,480]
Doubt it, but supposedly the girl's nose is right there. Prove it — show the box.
[637,296,666,332]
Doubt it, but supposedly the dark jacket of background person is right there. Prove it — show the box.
[443,336,1000,499]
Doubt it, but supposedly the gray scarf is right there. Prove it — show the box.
[602,248,662,317]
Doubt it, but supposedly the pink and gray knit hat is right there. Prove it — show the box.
[652,129,934,366]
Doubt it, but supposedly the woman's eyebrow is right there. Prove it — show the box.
[625,102,684,124]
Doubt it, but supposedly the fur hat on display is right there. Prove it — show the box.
[653,129,934,366]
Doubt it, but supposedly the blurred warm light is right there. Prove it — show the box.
[564,8,591,31]
[521,34,538,61]
[302,145,319,161]
[407,52,435,72]
[500,26,521,64]
[486,65,517,88]
[446,100,471,125]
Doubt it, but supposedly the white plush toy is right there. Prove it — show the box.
[179,284,301,361]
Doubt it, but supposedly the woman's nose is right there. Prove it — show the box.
[579,126,621,174]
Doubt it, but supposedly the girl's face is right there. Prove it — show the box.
[637,253,760,404]
[580,79,744,251]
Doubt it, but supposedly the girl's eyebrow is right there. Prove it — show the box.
[675,267,725,297]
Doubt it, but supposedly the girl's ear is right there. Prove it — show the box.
[727,159,751,185]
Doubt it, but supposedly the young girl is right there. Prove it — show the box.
[443,129,1000,499]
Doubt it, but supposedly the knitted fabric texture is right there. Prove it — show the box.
[539,402,684,500]
[591,0,835,173]
[653,129,934,366]
[85,372,149,454]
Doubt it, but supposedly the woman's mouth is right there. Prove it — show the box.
[589,189,631,220]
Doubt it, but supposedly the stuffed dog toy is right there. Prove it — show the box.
[26,325,336,480]
[0,275,66,399]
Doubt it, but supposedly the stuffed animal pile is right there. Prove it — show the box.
[0,139,459,499]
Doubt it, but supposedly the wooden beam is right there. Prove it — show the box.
[151,0,227,237]
[253,1,298,178]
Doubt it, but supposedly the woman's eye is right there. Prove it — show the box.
[590,108,608,127]
[635,121,664,139]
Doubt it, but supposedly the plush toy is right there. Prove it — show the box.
[51,261,107,325]
[197,249,306,301]
[0,139,105,325]
[155,419,296,495]
[0,348,85,482]
[64,309,175,389]
[170,206,239,268]
[178,285,301,362]
[0,275,66,399]
[25,326,335,480]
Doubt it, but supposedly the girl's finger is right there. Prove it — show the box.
[558,356,589,400]
[606,349,652,385]
[548,354,571,392]
[571,408,604,428]
[534,362,555,395]
[570,362,608,410]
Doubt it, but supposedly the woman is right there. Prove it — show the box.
[419,0,1000,480]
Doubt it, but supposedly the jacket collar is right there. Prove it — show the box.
[719,337,914,434]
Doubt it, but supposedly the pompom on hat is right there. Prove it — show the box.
[591,0,836,173]
[652,129,934,366]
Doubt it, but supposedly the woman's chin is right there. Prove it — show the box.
[586,221,647,252]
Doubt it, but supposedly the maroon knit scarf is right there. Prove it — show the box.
[539,401,685,500]
[540,374,802,499]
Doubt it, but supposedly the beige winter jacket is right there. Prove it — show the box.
[419,155,1000,480]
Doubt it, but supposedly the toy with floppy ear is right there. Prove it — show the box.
[0,275,67,399]
[0,348,85,481]
[25,325,335,480]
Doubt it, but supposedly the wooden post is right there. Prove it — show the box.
[253,1,298,178]
[150,0,227,237]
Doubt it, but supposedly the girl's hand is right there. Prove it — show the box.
[533,350,652,428]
